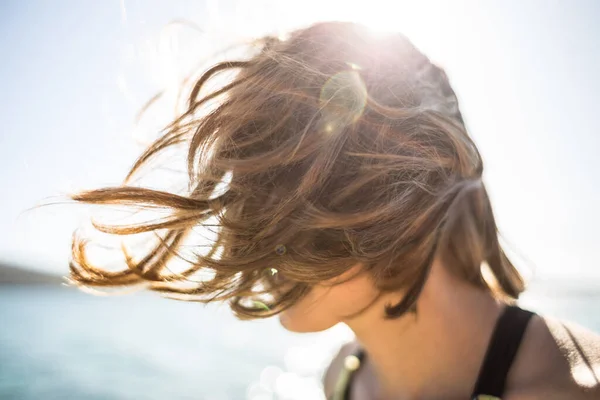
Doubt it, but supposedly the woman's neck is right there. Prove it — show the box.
[345,259,505,399]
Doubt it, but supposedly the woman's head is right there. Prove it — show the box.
[69,21,524,332]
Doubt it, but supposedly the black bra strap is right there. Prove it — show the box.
[471,305,534,398]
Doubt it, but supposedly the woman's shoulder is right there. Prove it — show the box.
[322,340,362,399]
[320,314,600,399]
[507,313,600,399]
[542,316,600,395]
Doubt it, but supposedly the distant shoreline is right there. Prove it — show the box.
[0,264,64,285]
[0,263,597,296]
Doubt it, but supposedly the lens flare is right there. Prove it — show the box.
[319,69,367,133]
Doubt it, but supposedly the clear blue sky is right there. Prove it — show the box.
[1,0,599,281]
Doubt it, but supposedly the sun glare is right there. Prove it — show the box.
[202,0,449,53]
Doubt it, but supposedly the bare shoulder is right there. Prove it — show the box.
[542,316,600,397]
[506,313,600,400]
[322,340,361,399]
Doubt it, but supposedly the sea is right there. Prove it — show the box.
[0,283,598,400]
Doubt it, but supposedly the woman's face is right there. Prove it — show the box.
[277,265,381,333]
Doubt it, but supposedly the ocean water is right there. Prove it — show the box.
[0,287,347,400]
[0,285,598,400]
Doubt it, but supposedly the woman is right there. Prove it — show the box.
[68,21,599,399]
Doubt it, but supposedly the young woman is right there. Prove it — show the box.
[68,21,599,399]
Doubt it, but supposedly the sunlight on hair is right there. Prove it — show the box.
[320,70,368,130]
[480,261,498,289]
[120,0,463,155]
[121,0,457,192]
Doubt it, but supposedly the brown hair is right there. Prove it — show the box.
[68,21,525,320]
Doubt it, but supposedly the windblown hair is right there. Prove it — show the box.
[69,21,525,320]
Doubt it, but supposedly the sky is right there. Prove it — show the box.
[0,0,599,282]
